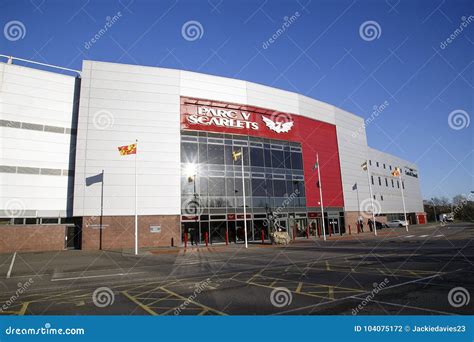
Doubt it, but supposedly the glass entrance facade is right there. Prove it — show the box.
[181,131,307,244]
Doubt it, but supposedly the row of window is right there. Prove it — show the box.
[0,217,74,225]
[369,160,399,172]
[371,175,405,189]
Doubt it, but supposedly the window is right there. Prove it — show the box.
[397,180,400,188]
[273,180,287,197]
[208,177,225,196]
[391,179,394,187]
[371,175,374,185]
[369,160,372,165]
[402,181,405,189]
[373,195,376,200]
[252,178,268,197]
[389,165,392,170]
[181,143,198,163]
[385,178,388,187]
[250,147,265,167]
[378,177,381,186]
[383,163,386,169]
[41,218,59,224]
[208,144,224,165]
[25,218,38,224]
[271,150,285,169]
[381,195,384,201]
[291,152,303,170]
[376,162,379,167]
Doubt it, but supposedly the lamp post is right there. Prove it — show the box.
[186,163,198,243]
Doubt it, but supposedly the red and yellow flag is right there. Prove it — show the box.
[391,167,401,177]
[118,143,137,156]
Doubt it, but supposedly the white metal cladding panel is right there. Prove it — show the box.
[0,128,72,169]
[180,70,247,104]
[368,147,423,213]
[0,63,76,126]
[335,109,371,212]
[73,61,181,217]
[297,95,336,125]
[0,63,76,216]
[246,82,300,114]
[0,173,71,214]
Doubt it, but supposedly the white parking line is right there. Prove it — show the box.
[405,235,415,238]
[51,271,146,282]
[6,252,17,279]
[419,235,429,238]
[434,234,444,237]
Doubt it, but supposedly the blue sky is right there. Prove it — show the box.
[1,0,472,201]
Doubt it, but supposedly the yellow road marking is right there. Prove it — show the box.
[296,282,303,293]
[18,302,29,315]
[158,287,226,316]
[122,291,157,316]
[328,287,334,300]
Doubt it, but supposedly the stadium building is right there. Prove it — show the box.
[0,56,426,253]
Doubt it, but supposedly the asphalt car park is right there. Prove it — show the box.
[0,223,472,316]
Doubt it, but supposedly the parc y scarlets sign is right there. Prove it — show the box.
[180,97,295,136]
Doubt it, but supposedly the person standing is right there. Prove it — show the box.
[358,216,364,232]
[368,219,373,232]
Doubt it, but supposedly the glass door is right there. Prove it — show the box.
[328,218,340,235]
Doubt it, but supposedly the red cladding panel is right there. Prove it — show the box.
[180,97,344,208]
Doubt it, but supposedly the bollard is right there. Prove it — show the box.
[329,225,332,237]
[205,232,208,247]
[306,226,309,239]
[225,230,228,245]
[317,224,321,238]
[349,225,351,235]
[261,229,265,244]
[184,231,188,248]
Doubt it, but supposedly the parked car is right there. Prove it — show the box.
[387,220,408,228]
[375,221,388,229]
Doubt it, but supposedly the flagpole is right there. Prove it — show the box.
[365,160,377,236]
[241,146,248,249]
[134,139,138,255]
[317,153,326,241]
[356,182,361,220]
[399,173,409,232]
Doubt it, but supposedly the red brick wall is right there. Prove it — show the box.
[0,225,66,253]
[81,215,180,250]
